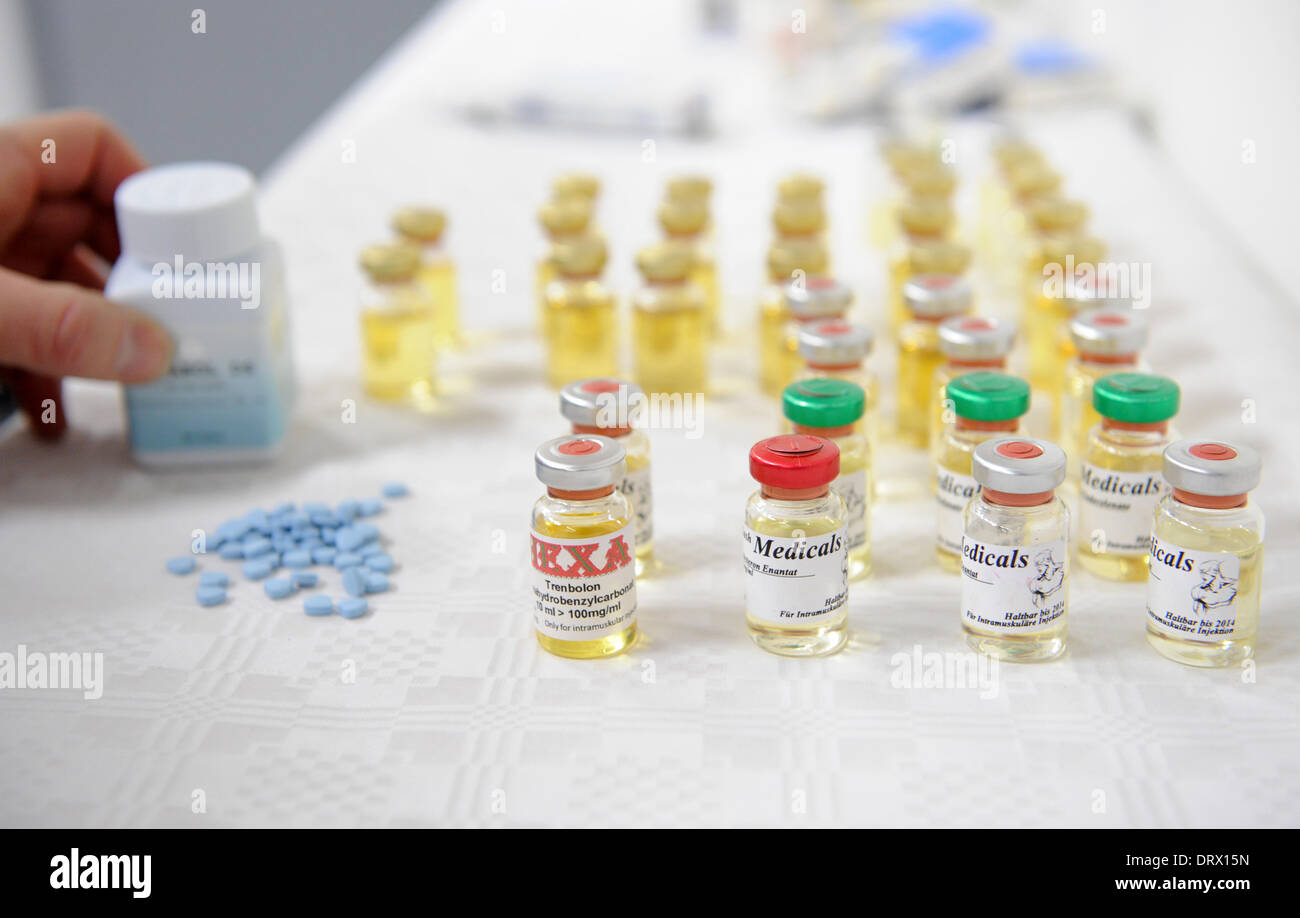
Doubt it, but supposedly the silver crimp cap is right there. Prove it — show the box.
[972,437,1066,494]
[797,320,873,364]
[938,315,1016,361]
[535,435,627,491]
[783,277,853,319]
[559,378,643,429]
[902,273,972,318]
[1162,440,1261,496]
[1069,308,1148,356]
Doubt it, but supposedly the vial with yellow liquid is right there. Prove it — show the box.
[934,372,1030,571]
[962,437,1070,662]
[658,197,719,334]
[1060,308,1148,476]
[782,379,871,580]
[552,172,601,203]
[979,136,1045,250]
[897,273,973,449]
[358,243,436,407]
[1146,440,1264,668]
[772,196,828,249]
[536,197,594,329]
[778,276,851,393]
[1077,373,1178,581]
[872,152,955,249]
[1025,233,1107,391]
[666,174,713,206]
[743,434,848,656]
[531,434,637,658]
[392,207,459,349]
[795,319,879,445]
[887,196,960,330]
[932,315,1016,455]
[560,378,654,576]
[631,241,708,395]
[544,235,618,388]
[776,172,825,205]
[1023,197,1089,276]
[759,238,829,397]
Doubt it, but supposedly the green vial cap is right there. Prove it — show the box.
[1092,373,1179,423]
[782,378,866,429]
[945,372,1030,422]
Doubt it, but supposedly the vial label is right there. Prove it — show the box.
[1146,538,1241,640]
[834,471,869,552]
[530,526,637,641]
[1079,464,1167,555]
[935,467,978,555]
[742,526,848,624]
[961,537,1067,634]
[620,465,654,546]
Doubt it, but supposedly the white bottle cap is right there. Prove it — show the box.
[114,162,260,262]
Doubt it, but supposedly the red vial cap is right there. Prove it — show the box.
[749,435,840,490]
[996,439,1043,459]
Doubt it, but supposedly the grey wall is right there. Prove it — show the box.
[26,0,437,175]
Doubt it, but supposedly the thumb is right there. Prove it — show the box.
[0,265,172,382]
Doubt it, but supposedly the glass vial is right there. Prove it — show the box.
[544,235,618,388]
[392,207,459,349]
[1077,373,1179,581]
[962,437,1070,662]
[778,276,851,393]
[658,197,719,335]
[632,241,708,395]
[1060,308,1148,476]
[358,243,436,407]
[531,434,637,658]
[887,197,958,331]
[932,315,1017,458]
[744,435,849,656]
[897,273,973,448]
[1147,441,1264,668]
[536,197,594,331]
[560,378,654,575]
[782,379,870,580]
[795,319,879,444]
[759,238,829,397]
[935,373,1030,571]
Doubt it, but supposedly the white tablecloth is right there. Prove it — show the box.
[2,0,1297,827]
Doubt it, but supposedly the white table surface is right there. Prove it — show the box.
[2,0,1298,827]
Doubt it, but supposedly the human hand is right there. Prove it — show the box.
[0,110,172,440]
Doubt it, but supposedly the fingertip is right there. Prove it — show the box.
[116,318,172,382]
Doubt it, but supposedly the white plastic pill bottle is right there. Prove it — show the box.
[106,162,295,466]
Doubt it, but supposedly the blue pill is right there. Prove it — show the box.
[334,528,364,552]
[264,577,295,600]
[338,597,368,619]
[166,556,197,575]
[216,519,250,541]
[303,595,334,616]
[336,500,360,521]
[364,572,389,594]
[359,543,384,557]
[273,501,296,515]
[299,538,324,551]
[292,571,318,588]
[196,586,226,607]
[365,553,394,573]
[309,512,339,528]
[219,543,245,560]
[272,535,297,553]
[311,546,338,564]
[333,552,363,569]
[243,558,274,580]
[282,549,312,569]
[342,567,368,597]
[303,501,330,516]
[358,498,383,517]
[381,482,408,498]
[319,528,337,545]
[199,571,230,588]
[242,537,273,558]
